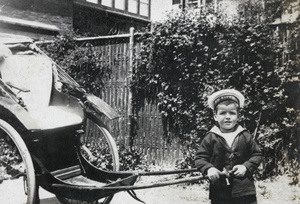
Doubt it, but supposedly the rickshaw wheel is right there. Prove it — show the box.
[56,112,120,204]
[0,119,36,204]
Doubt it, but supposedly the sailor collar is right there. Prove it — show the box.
[209,125,245,137]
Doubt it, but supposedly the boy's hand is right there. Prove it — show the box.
[207,167,221,182]
[232,165,247,178]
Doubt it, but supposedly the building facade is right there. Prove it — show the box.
[0,0,299,38]
[0,0,72,40]
[73,0,151,35]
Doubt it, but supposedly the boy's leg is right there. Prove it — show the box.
[232,195,257,204]
[210,188,232,204]
[211,198,232,204]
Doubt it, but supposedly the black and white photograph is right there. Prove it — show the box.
[0,0,299,203]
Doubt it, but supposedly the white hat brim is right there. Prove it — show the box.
[208,89,245,109]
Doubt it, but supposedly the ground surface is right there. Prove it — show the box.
[111,174,300,204]
[0,174,299,203]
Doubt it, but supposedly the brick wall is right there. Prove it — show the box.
[0,0,73,16]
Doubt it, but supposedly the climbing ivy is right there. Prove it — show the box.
[131,6,299,177]
[39,30,111,97]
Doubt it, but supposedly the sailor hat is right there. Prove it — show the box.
[208,89,245,110]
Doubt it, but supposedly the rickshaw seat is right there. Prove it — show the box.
[0,54,83,129]
[28,106,83,129]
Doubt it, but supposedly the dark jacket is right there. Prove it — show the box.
[194,125,262,199]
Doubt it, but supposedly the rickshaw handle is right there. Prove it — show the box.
[136,168,199,176]
[51,168,233,191]
[137,167,234,177]
[97,168,232,191]
[52,175,207,191]
[94,175,207,191]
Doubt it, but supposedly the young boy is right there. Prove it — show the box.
[195,89,262,204]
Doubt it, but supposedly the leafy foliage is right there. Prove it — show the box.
[39,30,111,97]
[81,142,149,171]
[81,141,115,170]
[131,5,300,177]
[263,0,299,22]
[118,145,149,171]
[0,134,23,181]
[0,138,21,167]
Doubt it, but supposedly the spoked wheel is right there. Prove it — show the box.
[0,119,36,204]
[56,112,120,204]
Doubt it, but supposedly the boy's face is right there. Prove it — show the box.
[214,102,240,133]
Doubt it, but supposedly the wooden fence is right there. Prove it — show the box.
[75,29,184,165]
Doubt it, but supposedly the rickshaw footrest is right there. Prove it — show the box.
[51,165,82,180]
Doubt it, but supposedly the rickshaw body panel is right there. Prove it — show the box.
[0,96,41,131]
[28,125,83,172]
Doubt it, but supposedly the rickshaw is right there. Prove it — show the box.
[0,33,206,204]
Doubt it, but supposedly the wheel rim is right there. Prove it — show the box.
[82,113,120,172]
[0,119,36,204]
[57,112,120,204]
